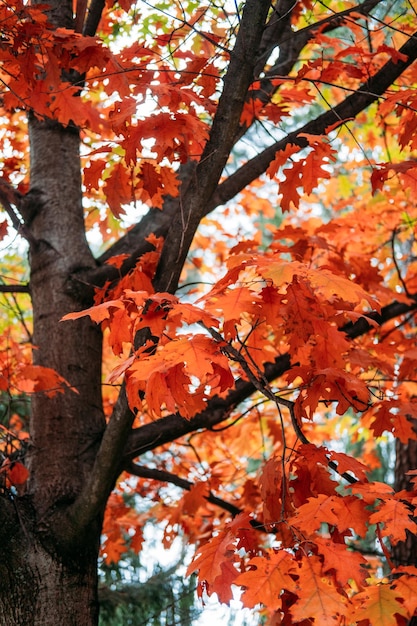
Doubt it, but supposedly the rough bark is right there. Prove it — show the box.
[394,439,417,626]
[0,120,105,624]
[0,0,105,623]
[0,496,100,626]
[394,438,417,569]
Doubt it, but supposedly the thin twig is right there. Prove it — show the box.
[391,227,412,298]
[125,461,241,517]
[0,284,30,293]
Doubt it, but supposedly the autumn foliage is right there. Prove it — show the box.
[1,0,417,624]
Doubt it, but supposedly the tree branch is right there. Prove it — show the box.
[83,0,105,36]
[125,462,243,518]
[0,284,30,293]
[74,0,88,32]
[68,384,135,533]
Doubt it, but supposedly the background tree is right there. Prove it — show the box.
[1,0,417,624]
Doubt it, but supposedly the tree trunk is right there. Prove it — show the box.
[393,439,417,626]
[0,497,100,626]
[0,0,109,626]
[0,0,106,619]
[0,122,105,624]
[394,439,417,567]
[11,115,104,625]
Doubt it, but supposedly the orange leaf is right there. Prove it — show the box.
[104,162,133,218]
[19,365,72,397]
[186,530,235,583]
[351,584,407,626]
[61,299,124,324]
[314,536,367,588]
[392,568,417,617]
[290,556,348,625]
[235,550,296,611]
[126,334,234,418]
[369,499,417,544]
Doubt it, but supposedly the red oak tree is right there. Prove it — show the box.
[1,0,417,624]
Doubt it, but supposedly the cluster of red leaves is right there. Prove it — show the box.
[101,491,144,565]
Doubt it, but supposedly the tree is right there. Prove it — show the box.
[0,0,417,624]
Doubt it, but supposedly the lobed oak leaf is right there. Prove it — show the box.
[105,253,130,269]
[376,43,409,64]
[235,551,297,611]
[259,456,287,526]
[258,285,284,328]
[215,560,240,604]
[136,161,179,208]
[392,568,417,617]
[371,166,389,195]
[49,86,89,127]
[107,307,134,356]
[257,259,305,292]
[186,529,236,583]
[102,536,127,565]
[349,481,394,504]
[306,268,378,309]
[365,401,417,442]
[266,144,300,179]
[129,528,144,554]
[393,413,417,444]
[327,450,369,482]
[293,494,339,535]
[297,134,337,194]
[107,355,135,384]
[293,493,368,537]
[195,61,220,99]
[350,583,407,626]
[369,499,417,544]
[256,257,378,310]
[313,536,367,588]
[19,365,73,397]
[181,482,210,516]
[295,367,370,418]
[290,448,339,506]
[290,556,348,625]
[240,96,265,127]
[228,513,261,555]
[126,335,234,418]
[103,161,133,218]
[168,301,219,328]
[204,286,261,337]
[61,299,124,324]
[279,161,304,211]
